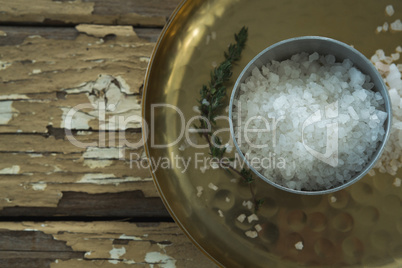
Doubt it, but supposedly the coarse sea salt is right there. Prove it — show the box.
[237,214,246,223]
[233,52,386,191]
[371,48,402,176]
[245,230,258,238]
[295,241,304,250]
[385,5,395,16]
[390,19,402,31]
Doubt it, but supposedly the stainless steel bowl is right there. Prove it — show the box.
[229,36,392,195]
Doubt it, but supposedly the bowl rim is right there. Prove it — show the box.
[228,36,392,195]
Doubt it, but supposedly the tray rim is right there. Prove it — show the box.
[141,0,224,267]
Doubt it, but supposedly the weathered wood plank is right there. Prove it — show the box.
[0,0,181,27]
[0,25,162,215]
[0,222,217,268]
[0,191,169,218]
[0,147,160,210]
[0,25,151,135]
[0,26,162,46]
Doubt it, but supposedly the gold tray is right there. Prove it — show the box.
[143,0,402,267]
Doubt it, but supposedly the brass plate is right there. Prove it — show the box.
[143,0,402,267]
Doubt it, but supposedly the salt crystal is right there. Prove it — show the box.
[202,99,210,106]
[325,54,336,65]
[385,5,395,16]
[309,52,319,62]
[295,241,304,250]
[224,143,233,153]
[383,22,389,31]
[178,143,186,151]
[348,106,359,120]
[208,183,218,191]
[192,105,201,113]
[200,167,206,174]
[242,200,253,210]
[247,214,259,223]
[390,19,402,31]
[196,186,203,197]
[349,68,366,89]
[393,178,401,187]
[389,88,400,107]
[210,162,219,169]
[391,53,400,61]
[245,230,258,239]
[237,214,246,223]
[218,210,224,217]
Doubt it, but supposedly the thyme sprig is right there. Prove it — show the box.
[194,27,264,212]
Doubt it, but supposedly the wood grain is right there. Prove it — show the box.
[0,222,217,268]
[0,0,181,27]
[0,25,163,216]
[0,26,162,46]
[0,191,170,218]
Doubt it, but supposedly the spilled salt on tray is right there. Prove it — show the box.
[371,48,402,176]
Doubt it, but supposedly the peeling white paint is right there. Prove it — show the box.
[83,159,113,168]
[0,94,29,100]
[0,61,11,70]
[85,251,92,257]
[28,153,43,158]
[24,228,39,231]
[109,246,126,264]
[157,242,171,250]
[0,101,15,124]
[0,165,20,174]
[140,56,150,63]
[3,198,12,203]
[83,147,123,159]
[78,174,145,185]
[61,75,141,130]
[32,182,47,191]
[31,69,42,74]
[76,24,137,38]
[76,131,93,136]
[53,166,62,172]
[61,107,93,129]
[123,176,152,182]
[79,173,116,182]
[145,252,177,268]
[119,234,143,240]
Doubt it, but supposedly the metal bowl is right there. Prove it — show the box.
[229,36,392,195]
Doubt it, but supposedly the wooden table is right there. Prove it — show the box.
[0,1,217,267]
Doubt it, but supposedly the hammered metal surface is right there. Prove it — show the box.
[143,0,402,267]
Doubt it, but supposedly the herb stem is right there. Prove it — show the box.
[195,26,264,212]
